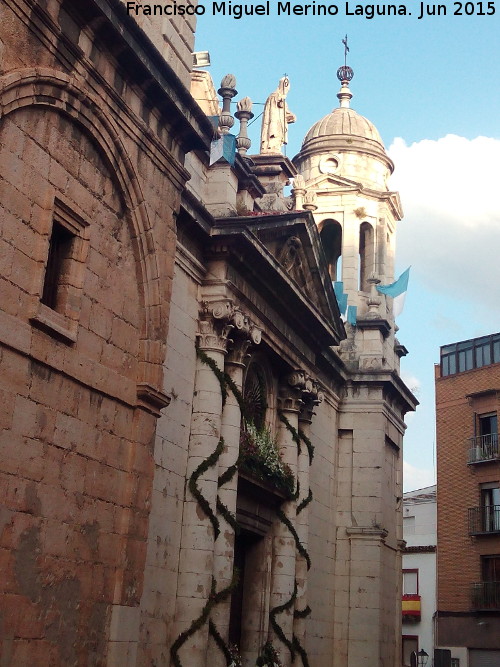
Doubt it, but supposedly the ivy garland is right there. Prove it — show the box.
[278,412,315,465]
[292,634,311,667]
[196,346,230,406]
[278,412,302,455]
[256,641,283,667]
[294,604,312,619]
[188,436,224,540]
[276,508,311,572]
[296,488,313,515]
[171,572,238,667]
[187,346,314,667]
[268,579,298,661]
[216,496,239,533]
[292,603,312,667]
[271,411,315,667]
[208,619,233,666]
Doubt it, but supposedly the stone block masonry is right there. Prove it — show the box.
[0,0,212,664]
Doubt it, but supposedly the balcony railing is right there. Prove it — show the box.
[467,433,499,463]
[468,505,500,534]
[471,581,500,610]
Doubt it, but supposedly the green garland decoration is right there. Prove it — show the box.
[217,454,243,534]
[224,368,247,415]
[299,430,314,465]
[171,571,240,667]
[294,605,312,619]
[278,412,302,455]
[256,640,283,666]
[297,488,313,515]
[276,508,311,571]
[269,579,298,661]
[196,346,229,406]
[269,414,314,664]
[278,411,315,464]
[194,346,314,667]
[292,634,311,667]
[216,497,239,533]
[218,460,240,488]
[208,619,233,666]
[170,577,216,667]
[188,437,224,540]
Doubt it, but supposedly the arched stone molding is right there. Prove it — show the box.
[0,68,180,412]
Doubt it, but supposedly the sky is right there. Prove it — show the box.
[194,3,500,491]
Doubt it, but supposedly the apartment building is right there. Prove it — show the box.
[402,485,437,666]
[436,333,500,667]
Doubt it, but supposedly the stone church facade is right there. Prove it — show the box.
[0,1,416,666]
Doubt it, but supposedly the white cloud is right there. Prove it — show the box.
[403,460,436,493]
[400,370,421,396]
[388,135,500,306]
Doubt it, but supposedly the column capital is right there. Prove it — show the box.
[279,370,323,415]
[198,300,262,358]
[197,300,234,353]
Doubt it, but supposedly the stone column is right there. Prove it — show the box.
[173,302,233,667]
[269,373,303,666]
[209,315,261,666]
[293,384,321,658]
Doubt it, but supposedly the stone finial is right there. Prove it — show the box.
[292,174,306,209]
[303,191,318,212]
[293,174,305,190]
[220,73,236,88]
[237,96,253,113]
[365,274,382,318]
[235,96,254,155]
[218,74,237,135]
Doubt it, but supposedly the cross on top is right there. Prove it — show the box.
[342,35,350,66]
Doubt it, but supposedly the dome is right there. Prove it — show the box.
[295,103,393,174]
[293,71,394,173]
[303,107,384,147]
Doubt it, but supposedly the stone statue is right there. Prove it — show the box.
[260,76,296,154]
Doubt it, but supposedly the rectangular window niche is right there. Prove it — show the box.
[31,199,89,343]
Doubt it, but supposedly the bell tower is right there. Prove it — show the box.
[293,47,417,667]
[293,60,404,373]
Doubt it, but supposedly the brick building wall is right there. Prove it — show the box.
[435,350,500,654]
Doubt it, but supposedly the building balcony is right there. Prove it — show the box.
[468,505,500,535]
[468,433,499,464]
[402,594,421,621]
[471,581,500,610]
